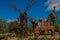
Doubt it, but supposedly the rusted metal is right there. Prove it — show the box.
[30,19,40,38]
[39,7,57,36]
[30,19,38,31]
[10,0,35,38]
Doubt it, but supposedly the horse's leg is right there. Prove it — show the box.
[49,28,54,36]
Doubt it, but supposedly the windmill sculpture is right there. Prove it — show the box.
[10,0,35,38]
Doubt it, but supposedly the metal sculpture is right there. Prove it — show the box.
[10,0,35,38]
[39,6,57,36]
[30,19,40,38]
[30,19,37,31]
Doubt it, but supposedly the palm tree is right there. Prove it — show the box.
[48,7,59,33]
[48,6,57,26]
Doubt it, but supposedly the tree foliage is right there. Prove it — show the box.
[8,21,21,34]
[0,19,8,33]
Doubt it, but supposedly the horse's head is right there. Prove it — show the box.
[49,13,57,19]
[30,18,35,23]
[39,18,45,22]
[52,13,57,19]
[30,18,38,25]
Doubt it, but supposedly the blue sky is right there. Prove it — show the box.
[0,0,60,22]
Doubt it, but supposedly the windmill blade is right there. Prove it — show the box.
[24,0,35,12]
[9,3,21,13]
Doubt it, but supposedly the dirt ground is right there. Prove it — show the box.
[7,37,18,40]
[1,35,60,40]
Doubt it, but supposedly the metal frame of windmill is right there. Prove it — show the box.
[10,0,35,38]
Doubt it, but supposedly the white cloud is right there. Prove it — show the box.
[45,0,60,11]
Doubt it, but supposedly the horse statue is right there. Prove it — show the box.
[39,13,57,36]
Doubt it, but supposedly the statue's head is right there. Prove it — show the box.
[52,13,57,19]
[30,18,35,23]
[34,21,38,25]
[49,13,57,19]
[39,18,44,22]
[30,18,38,25]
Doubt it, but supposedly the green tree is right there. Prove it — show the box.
[28,24,33,35]
[0,19,8,33]
[48,7,59,32]
[49,7,57,26]
[8,21,21,34]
